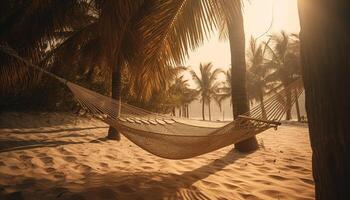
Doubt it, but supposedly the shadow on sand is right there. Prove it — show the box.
[4,127,108,134]
[2,149,247,200]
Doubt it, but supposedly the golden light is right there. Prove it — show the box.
[185,0,300,72]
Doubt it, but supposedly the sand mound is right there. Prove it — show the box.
[0,112,314,199]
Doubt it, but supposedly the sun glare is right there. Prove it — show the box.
[185,0,300,74]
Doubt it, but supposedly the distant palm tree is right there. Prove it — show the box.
[246,36,272,119]
[220,70,233,102]
[168,75,197,117]
[190,63,222,121]
[214,69,232,114]
[265,31,301,120]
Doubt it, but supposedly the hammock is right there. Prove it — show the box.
[1,46,304,159]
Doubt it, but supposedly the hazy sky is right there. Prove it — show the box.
[184,0,300,84]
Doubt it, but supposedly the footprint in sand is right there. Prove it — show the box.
[53,171,65,179]
[63,156,77,162]
[19,155,33,161]
[75,164,92,173]
[39,156,54,166]
[45,167,56,173]
[58,147,72,155]
[99,162,109,168]
[141,166,153,170]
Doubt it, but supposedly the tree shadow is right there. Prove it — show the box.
[2,149,246,199]
[0,112,82,129]
[0,139,91,153]
[0,130,112,153]
[55,150,245,199]
[5,127,108,134]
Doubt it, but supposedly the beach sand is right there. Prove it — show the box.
[0,112,314,200]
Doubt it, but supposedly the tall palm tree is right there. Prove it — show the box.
[265,31,301,120]
[190,63,222,121]
[298,0,350,198]
[226,0,258,152]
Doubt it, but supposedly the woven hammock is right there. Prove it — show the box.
[1,46,304,159]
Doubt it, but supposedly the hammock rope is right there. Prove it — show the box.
[0,45,304,159]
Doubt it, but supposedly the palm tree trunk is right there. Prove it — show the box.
[107,63,121,140]
[298,0,350,198]
[259,92,267,120]
[184,106,186,117]
[202,99,205,120]
[208,100,211,121]
[186,105,189,118]
[294,89,301,122]
[228,1,258,152]
[285,84,292,120]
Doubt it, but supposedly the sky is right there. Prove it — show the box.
[183,0,302,120]
[183,0,300,85]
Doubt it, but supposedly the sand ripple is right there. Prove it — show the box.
[0,112,314,199]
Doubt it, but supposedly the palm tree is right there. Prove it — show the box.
[190,63,222,121]
[1,0,243,139]
[226,0,259,152]
[181,88,198,118]
[167,75,197,118]
[265,31,301,120]
[213,70,232,120]
[298,0,350,198]
[218,70,233,103]
[246,36,272,119]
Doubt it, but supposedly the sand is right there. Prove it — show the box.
[0,112,314,200]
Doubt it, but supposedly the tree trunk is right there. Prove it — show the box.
[202,98,205,120]
[285,84,292,120]
[183,106,186,117]
[107,63,121,140]
[259,91,267,120]
[178,107,181,117]
[208,100,211,121]
[186,105,189,118]
[172,107,176,116]
[228,1,258,152]
[294,89,301,122]
[298,0,350,199]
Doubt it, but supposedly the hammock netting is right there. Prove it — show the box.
[1,45,304,159]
